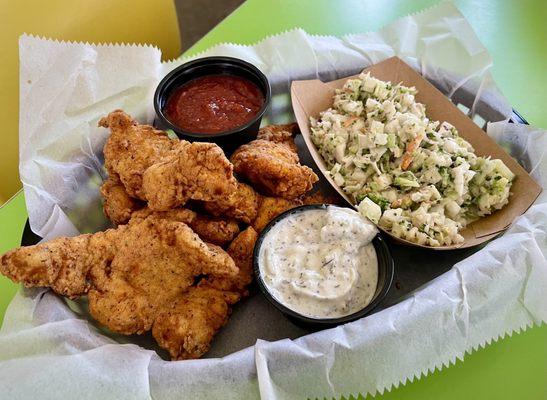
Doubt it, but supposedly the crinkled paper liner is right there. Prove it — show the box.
[2,2,545,399]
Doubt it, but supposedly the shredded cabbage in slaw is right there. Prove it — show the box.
[310,72,514,246]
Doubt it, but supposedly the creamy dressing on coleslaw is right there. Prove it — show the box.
[309,71,514,247]
[258,206,378,318]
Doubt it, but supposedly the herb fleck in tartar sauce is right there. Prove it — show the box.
[259,206,378,319]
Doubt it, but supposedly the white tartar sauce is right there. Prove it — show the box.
[259,206,378,319]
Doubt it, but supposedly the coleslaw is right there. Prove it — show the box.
[310,72,514,246]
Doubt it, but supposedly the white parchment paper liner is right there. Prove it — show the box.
[1,3,545,399]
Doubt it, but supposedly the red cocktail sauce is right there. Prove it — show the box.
[164,74,264,133]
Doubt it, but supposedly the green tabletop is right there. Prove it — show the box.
[1,1,546,399]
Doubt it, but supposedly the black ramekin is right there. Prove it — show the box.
[153,56,271,152]
[253,204,394,330]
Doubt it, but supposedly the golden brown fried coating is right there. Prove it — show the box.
[141,141,237,210]
[200,226,258,300]
[152,286,231,360]
[100,177,144,225]
[301,190,343,206]
[130,208,239,246]
[100,110,173,200]
[100,110,237,210]
[231,139,318,199]
[251,196,303,232]
[0,217,238,336]
[256,123,299,152]
[155,227,259,360]
[189,214,240,247]
[201,182,260,224]
[0,233,102,298]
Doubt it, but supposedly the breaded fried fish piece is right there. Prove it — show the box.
[130,208,240,246]
[0,217,237,336]
[249,191,342,233]
[100,176,145,225]
[301,190,343,206]
[142,141,237,210]
[251,196,303,232]
[155,227,259,360]
[100,110,237,210]
[256,123,299,153]
[200,226,258,300]
[188,214,240,247]
[100,110,174,200]
[0,232,109,298]
[152,286,231,360]
[231,139,318,199]
[201,182,260,224]
[99,179,240,246]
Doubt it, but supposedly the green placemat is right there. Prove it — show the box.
[0,191,27,318]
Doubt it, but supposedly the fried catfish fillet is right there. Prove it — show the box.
[100,110,237,210]
[130,208,240,246]
[154,227,259,360]
[0,233,105,298]
[152,286,231,360]
[249,190,343,233]
[230,139,318,199]
[251,196,303,232]
[0,217,237,336]
[301,190,343,206]
[256,123,299,153]
[141,141,237,210]
[100,177,145,225]
[201,182,260,224]
[100,110,174,200]
[99,179,240,246]
[200,226,258,299]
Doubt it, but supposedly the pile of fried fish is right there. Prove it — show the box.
[0,110,338,360]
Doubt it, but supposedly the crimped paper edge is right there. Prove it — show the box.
[167,2,455,64]
[19,32,162,52]
[333,321,545,400]
[18,2,465,67]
